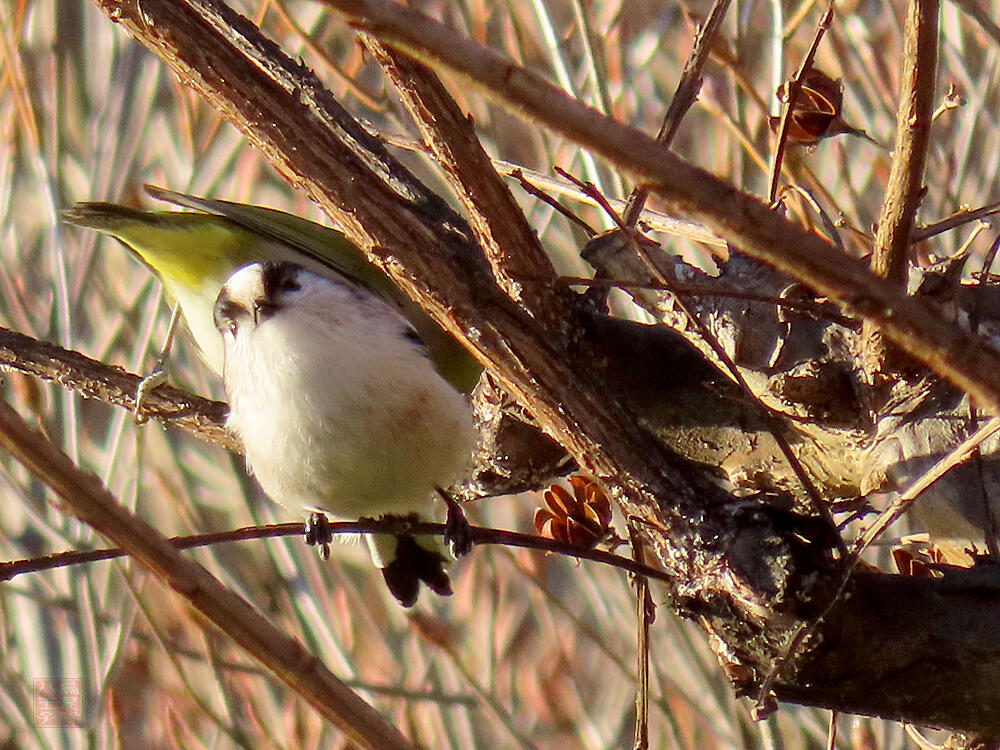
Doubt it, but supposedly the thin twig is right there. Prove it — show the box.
[0,519,679,586]
[622,0,732,228]
[512,169,598,236]
[767,3,835,204]
[913,199,1000,243]
[778,183,845,253]
[826,711,838,750]
[628,526,653,750]
[870,0,941,277]
[557,277,859,327]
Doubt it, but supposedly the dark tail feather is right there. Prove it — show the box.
[381,535,452,607]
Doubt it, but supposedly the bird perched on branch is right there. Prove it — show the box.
[214,261,477,606]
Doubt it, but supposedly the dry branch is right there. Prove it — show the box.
[322,0,1000,417]
[36,0,1000,734]
[0,325,236,451]
[0,398,419,750]
[864,0,940,374]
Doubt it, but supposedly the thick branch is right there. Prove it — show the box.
[0,326,236,451]
[779,569,1000,728]
[322,0,1000,418]
[79,0,1000,732]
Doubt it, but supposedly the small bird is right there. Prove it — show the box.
[62,187,480,394]
[213,261,477,606]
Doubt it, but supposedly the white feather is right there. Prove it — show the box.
[218,264,475,530]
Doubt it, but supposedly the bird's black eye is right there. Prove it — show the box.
[213,297,247,336]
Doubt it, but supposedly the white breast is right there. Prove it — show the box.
[223,281,475,522]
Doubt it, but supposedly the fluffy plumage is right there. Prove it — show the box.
[214,261,476,605]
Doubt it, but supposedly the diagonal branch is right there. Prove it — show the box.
[69,0,1000,732]
[322,0,1000,418]
[766,4,834,204]
[0,397,419,750]
[360,38,566,323]
[0,325,236,451]
[621,0,732,227]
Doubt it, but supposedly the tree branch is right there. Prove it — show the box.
[321,0,1000,418]
[0,397,418,750]
[360,38,565,323]
[0,325,236,451]
[872,0,939,284]
[865,0,940,373]
[68,0,1000,732]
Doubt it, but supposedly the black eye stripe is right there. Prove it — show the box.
[261,262,302,301]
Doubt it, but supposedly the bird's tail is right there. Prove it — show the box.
[368,534,452,607]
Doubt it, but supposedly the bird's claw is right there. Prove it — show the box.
[133,362,168,424]
[304,512,332,561]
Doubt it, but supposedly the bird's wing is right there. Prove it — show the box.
[145,185,405,308]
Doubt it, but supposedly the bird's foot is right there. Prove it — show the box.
[438,487,473,557]
[133,361,168,424]
[303,512,333,561]
[135,302,184,424]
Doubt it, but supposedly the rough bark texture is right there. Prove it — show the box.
[25,0,994,735]
[0,325,236,451]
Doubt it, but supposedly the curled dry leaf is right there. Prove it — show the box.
[533,475,613,549]
[770,68,866,146]
[891,546,948,578]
